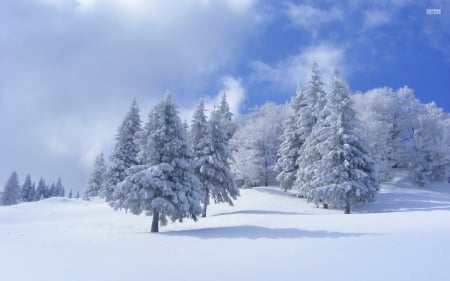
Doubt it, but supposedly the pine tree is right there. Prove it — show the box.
[102,99,141,202]
[68,189,73,198]
[117,95,202,232]
[218,93,236,140]
[203,109,239,216]
[34,178,47,201]
[49,182,57,197]
[190,101,208,148]
[306,70,379,213]
[21,174,34,202]
[76,191,80,199]
[1,172,21,206]
[275,63,326,192]
[84,151,106,198]
[192,104,239,217]
[274,88,304,191]
[55,177,64,197]
[294,62,327,197]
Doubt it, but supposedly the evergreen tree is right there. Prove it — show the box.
[21,174,34,202]
[84,151,106,198]
[190,101,208,148]
[34,178,47,201]
[28,183,36,202]
[194,107,239,217]
[218,93,236,140]
[117,95,202,232]
[68,189,73,198]
[274,88,304,191]
[275,62,326,192]
[49,182,57,197]
[102,99,141,202]
[1,172,21,206]
[305,70,378,213]
[76,191,80,199]
[55,177,65,197]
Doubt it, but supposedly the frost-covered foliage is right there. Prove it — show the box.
[117,95,202,232]
[353,87,450,185]
[301,70,378,213]
[218,93,237,140]
[190,101,208,148]
[34,178,47,201]
[194,107,239,217]
[21,174,35,202]
[84,151,106,198]
[1,172,21,206]
[275,63,326,191]
[232,102,288,187]
[102,99,141,202]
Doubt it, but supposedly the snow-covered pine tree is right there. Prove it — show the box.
[68,189,73,198]
[55,177,65,197]
[293,62,327,197]
[34,178,47,201]
[84,151,106,198]
[194,107,239,217]
[76,191,80,199]
[190,101,208,149]
[274,91,303,191]
[28,183,36,202]
[1,172,21,206]
[117,95,203,232]
[307,70,379,213]
[49,182,57,197]
[102,99,141,202]
[218,93,236,140]
[275,63,326,192]
[21,174,34,202]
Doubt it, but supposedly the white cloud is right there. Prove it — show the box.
[284,2,343,35]
[363,9,391,29]
[0,0,264,189]
[251,44,346,90]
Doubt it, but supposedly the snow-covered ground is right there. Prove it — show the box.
[1,172,450,281]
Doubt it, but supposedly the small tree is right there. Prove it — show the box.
[117,95,202,232]
[21,174,34,202]
[84,151,106,198]
[1,172,21,206]
[34,178,47,201]
[68,189,73,198]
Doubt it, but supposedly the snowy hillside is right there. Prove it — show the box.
[1,172,450,281]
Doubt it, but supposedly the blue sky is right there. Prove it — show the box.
[1,0,449,190]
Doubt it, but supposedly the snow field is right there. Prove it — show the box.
[1,180,450,281]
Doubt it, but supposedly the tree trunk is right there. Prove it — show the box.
[202,188,210,217]
[151,208,159,232]
[344,203,351,214]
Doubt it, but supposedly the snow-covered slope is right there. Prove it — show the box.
[1,174,450,281]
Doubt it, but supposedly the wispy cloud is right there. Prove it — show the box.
[251,44,346,90]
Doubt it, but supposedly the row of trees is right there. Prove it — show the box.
[230,76,450,193]
[84,95,239,232]
[0,172,76,206]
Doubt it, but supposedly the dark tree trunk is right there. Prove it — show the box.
[202,188,210,218]
[344,203,351,214]
[151,209,159,232]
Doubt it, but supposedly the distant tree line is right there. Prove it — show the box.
[0,172,78,206]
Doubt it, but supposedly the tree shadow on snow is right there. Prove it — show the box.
[355,186,450,213]
[212,210,306,217]
[161,225,376,240]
